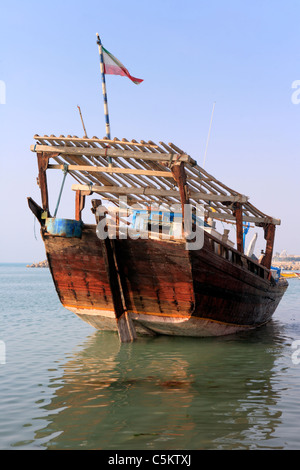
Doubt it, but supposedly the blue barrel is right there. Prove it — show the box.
[45,218,83,238]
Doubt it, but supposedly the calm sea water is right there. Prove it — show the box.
[0,263,300,450]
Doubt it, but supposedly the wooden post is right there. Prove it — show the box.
[102,237,137,343]
[261,223,276,270]
[171,162,189,223]
[233,202,244,253]
[92,200,136,343]
[75,190,86,221]
[37,152,50,213]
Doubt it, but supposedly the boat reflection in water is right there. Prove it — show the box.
[32,321,288,450]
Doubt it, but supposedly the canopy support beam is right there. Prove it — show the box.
[171,162,189,224]
[233,202,244,253]
[37,152,50,214]
[261,223,276,271]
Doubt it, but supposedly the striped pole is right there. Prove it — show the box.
[96,33,112,164]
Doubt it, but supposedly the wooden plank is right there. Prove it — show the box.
[37,136,116,188]
[109,138,177,205]
[206,210,281,225]
[32,136,280,226]
[126,138,179,193]
[78,137,167,192]
[100,237,137,342]
[92,201,136,342]
[171,162,189,223]
[86,139,163,206]
[71,183,249,203]
[233,202,244,253]
[75,190,85,221]
[159,141,239,216]
[37,152,50,213]
[117,237,195,316]
[48,163,173,178]
[31,144,193,163]
[72,183,181,197]
[261,223,276,270]
[34,134,160,148]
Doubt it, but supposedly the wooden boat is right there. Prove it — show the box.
[28,134,288,342]
[281,272,300,279]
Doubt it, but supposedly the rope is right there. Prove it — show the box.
[54,164,69,217]
[33,215,38,240]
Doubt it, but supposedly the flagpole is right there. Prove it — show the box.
[96,33,112,164]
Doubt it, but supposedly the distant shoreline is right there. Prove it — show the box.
[1,259,299,272]
[26,260,49,268]
[272,261,300,272]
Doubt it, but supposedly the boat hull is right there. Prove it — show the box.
[67,305,270,337]
[40,222,288,338]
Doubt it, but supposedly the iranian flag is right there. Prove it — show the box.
[102,46,143,85]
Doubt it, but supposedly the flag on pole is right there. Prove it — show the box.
[102,46,143,85]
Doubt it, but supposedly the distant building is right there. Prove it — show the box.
[279,250,288,258]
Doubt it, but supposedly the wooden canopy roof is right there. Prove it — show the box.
[31,134,280,226]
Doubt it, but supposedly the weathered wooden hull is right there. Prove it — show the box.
[41,222,288,338]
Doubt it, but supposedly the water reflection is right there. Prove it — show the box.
[31,321,291,450]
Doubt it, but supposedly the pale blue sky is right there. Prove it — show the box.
[0,0,299,262]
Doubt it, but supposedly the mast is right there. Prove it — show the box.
[96,33,112,164]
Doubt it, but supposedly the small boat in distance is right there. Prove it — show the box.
[281,272,300,279]
[28,134,288,342]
